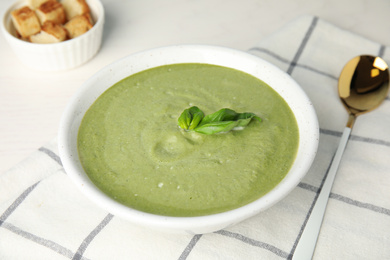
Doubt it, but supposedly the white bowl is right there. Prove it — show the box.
[58,45,319,234]
[1,0,104,71]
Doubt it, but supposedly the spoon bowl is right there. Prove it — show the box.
[339,55,389,127]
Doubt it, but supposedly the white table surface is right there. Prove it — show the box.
[1,0,390,174]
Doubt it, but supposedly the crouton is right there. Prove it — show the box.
[29,20,67,43]
[36,0,66,25]
[61,0,90,20]
[64,13,93,39]
[11,6,41,38]
[28,0,49,9]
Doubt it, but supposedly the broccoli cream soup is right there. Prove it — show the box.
[78,63,299,217]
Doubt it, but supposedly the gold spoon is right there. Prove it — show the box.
[292,55,389,259]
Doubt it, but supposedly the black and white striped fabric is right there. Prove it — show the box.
[1,16,389,259]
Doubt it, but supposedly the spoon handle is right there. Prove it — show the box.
[292,127,351,260]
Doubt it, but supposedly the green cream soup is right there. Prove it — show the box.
[78,63,299,217]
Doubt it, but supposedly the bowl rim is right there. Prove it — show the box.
[58,44,319,233]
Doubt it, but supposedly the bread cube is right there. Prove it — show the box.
[36,0,66,25]
[29,20,67,43]
[28,0,49,9]
[61,0,90,20]
[64,13,93,39]
[11,6,41,38]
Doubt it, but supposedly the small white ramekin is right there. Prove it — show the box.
[1,0,104,71]
[59,45,319,234]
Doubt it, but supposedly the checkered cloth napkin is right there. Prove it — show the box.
[1,15,389,259]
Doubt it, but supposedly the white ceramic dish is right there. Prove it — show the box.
[58,45,319,234]
[1,0,104,71]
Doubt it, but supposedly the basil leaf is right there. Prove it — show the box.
[188,106,204,130]
[195,113,261,134]
[178,106,204,130]
[236,112,262,127]
[194,121,239,134]
[178,106,261,134]
[199,108,238,126]
[178,108,192,129]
